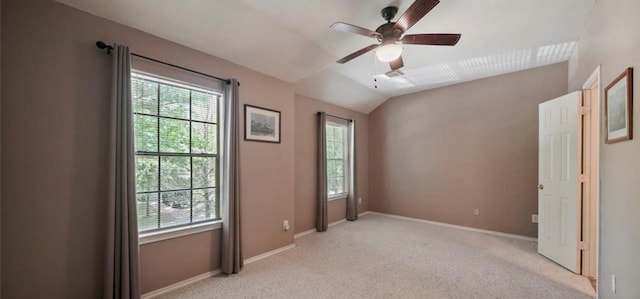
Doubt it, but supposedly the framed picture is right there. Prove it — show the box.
[244,104,281,143]
[604,68,633,144]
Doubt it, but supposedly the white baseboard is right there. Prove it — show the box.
[142,269,221,299]
[143,243,296,298]
[294,228,316,239]
[329,218,347,227]
[365,211,537,242]
[293,213,369,239]
[243,243,296,265]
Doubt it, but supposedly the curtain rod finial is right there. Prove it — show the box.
[96,41,114,54]
[225,79,241,86]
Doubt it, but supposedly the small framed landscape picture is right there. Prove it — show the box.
[605,68,633,144]
[244,104,281,143]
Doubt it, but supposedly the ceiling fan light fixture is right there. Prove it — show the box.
[375,43,403,62]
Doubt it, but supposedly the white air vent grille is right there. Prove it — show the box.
[402,64,460,85]
[460,49,533,76]
[536,41,577,65]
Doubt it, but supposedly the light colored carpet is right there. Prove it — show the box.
[157,214,595,299]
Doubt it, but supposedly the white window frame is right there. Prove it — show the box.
[132,71,224,243]
[326,118,350,201]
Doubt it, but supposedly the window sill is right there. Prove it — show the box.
[328,194,348,202]
[139,221,222,245]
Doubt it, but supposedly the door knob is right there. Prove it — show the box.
[537,184,544,190]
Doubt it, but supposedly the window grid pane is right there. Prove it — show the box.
[193,188,217,222]
[132,78,158,115]
[159,118,190,153]
[159,190,191,228]
[134,115,158,152]
[192,92,217,123]
[133,74,220,233]
[135,156,158,193]
[192,123,217,154]
[159,84,190,119]
[160,156,191,191]
[136,193,159,231]
[193,157,217,188]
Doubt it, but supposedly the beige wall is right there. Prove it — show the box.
[140,230,221,294]
[369,63,568,238]
[1,0,294,298]
[294,94,369,233]
[568,0,640,297]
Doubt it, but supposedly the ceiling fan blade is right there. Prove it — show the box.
[402,33,461,46]
[336,44,379,64]
[394,0,440,32]
[389,56,404,71]
[330,22,382,39]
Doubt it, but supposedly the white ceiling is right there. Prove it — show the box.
[56,0,596,113]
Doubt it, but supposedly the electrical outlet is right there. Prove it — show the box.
[474,209,479,216]
[283,220,290,231]
[358,197,362,204]
[532,214,539,223]
[612,274,616,293]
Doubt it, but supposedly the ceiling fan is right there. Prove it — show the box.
[330,0,461,71]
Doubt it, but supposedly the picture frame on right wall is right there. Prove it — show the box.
[605,67,633,144]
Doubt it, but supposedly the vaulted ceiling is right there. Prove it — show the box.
[56,0,596,113]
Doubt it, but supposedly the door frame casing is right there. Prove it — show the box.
[581,65,601,285]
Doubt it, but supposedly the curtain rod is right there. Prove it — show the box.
[317,112,353,122]
[96,41,238,86]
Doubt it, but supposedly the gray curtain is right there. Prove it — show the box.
[105,45,140,299]
[346,120,358,221]
[221,79,243,274]
[316,112,328,232]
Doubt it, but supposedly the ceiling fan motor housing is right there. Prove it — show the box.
[376,23,403,42]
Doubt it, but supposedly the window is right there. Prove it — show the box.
[132,73,221,233]
[326,120,350,198]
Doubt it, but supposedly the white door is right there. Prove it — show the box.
[538,91,581,273]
